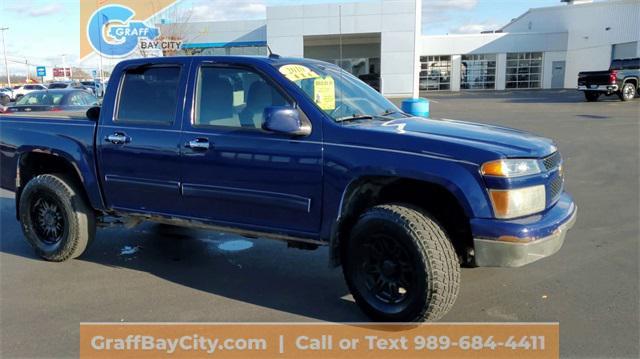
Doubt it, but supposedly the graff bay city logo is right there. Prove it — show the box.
[88,5,160,57]
[80,0,178,60]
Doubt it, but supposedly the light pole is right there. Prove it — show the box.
[1,27,10,87]
[61,54,67,80]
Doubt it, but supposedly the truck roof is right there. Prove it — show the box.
[116,55,332,68]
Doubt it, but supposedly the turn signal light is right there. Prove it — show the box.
[489,185,546,219]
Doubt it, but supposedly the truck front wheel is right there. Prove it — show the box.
[343,204,460,322]
[19,174,95,262]
[584,92,600,102]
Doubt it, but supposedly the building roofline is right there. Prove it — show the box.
[499,9,532,31]
[500,0,636,31]
[421,30,568,39]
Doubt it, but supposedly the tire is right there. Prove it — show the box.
[19,174,96,261]
[584,92,600,102]
[343,204,460,322]
[618,83,636,101]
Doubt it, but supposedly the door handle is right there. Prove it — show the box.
[105,132,130,144]
[185,138,210,150]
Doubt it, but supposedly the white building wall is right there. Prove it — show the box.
[422,0,639,90]
[502,0,640,88]
[421,32,568,55]
[421,32,568,90]
[267,0,421,97]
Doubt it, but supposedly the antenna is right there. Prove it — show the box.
[338,5,343,67]
[338,5,344,114]
[267,45,280,59]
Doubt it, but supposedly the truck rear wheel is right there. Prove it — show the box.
[584,92,600,102]
[19,174,95,262]
[343,204,460,322]
[618,83,636,101]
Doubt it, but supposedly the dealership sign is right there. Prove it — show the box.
[53,68,71,77]
[80,0,180,60]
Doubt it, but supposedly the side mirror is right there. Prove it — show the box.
[86,106,101,121]
[262,106,311,136]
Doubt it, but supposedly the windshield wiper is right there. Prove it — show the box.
[380,109,409,117]
[335,114,375,122]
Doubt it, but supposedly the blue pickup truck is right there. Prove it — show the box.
[0,56,576,322]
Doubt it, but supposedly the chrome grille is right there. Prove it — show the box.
[543,151,561,171]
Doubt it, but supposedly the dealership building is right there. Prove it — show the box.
[162,0,640,97]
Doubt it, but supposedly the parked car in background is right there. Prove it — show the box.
[0,89,11,105]
[0,87,13,99]
[578,58,639,101]
[12,84,47,101]
[47,81,94,94]
[80,80,104,97]
[2,89,98,113]
[0,92,10,111]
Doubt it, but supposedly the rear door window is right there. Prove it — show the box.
[116,66,181,124]
[622,58,640,70]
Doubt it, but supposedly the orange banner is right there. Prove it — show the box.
[80,322,558,358]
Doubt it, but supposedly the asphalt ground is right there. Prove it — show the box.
[1,89,638,358]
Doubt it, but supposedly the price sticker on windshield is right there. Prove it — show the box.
[279,64,320,82]
[313,76,336,110]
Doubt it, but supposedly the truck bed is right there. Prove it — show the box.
[0,113,99,199]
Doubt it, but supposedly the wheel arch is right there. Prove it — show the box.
[15,151,98,221]
[623,77,638,86]
[329,176,474,267]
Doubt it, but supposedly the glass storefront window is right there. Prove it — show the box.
[420,55,451,91]
[180,45,268,56]
[506,52,543,89]
[461,54,496,90]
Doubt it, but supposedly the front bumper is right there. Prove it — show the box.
[471,192,577,267]
[578,84,618,93]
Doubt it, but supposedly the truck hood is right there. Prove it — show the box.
[345,117,556,158]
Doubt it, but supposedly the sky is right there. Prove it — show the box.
[0,0,568,76]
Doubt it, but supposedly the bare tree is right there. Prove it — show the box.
[136,2,196,58]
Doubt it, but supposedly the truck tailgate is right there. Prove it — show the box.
[577,71,610,87]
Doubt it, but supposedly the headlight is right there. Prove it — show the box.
[489,185,546,219]
[481,159,541,178]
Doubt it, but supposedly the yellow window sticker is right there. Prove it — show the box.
[313,76,336,110]
[279,64,320,82]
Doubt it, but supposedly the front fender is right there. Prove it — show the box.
[320,146,493,240]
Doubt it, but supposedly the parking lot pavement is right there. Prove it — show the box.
[1,90,638,358]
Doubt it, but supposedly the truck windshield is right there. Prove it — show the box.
[278,63,405,122]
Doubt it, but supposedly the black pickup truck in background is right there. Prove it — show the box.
[578,58,639,102]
